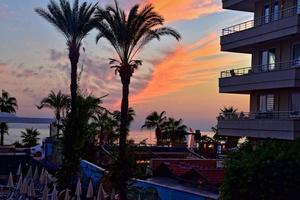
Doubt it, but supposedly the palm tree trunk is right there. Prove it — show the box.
[119,71,131,200]
[69,48,79,131]
[58,46,80,187]
[0,124,4,146]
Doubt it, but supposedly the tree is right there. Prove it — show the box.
[219,106,238,119]
[94,2,180,198]
[163,117,187,145]
[217,106,240,148]
[141,111,167,146]
[220,140,300,200]
[113,107,136,132]
[0,90,18,145]
[35,0,97,187]
[21,128,40,147]
[37,90,70,137]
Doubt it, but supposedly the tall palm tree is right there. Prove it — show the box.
[21,128,40,147]
[141,111,167,146]
[94,2,180,198]
[35,0,97,187]
[37,90,70,137]
[0,90,18,145]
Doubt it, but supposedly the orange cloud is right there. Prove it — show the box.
[144,0,221,22]
[129,33,249,105]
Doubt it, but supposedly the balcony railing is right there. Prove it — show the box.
[218,111,300,120]
[222,5,300,36]
[220,60,300,78]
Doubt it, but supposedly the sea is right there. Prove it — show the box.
[4,125,213,146]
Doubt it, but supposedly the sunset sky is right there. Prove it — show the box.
[0,0,252,131]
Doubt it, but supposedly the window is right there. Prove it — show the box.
[259,94,274,112]
[263,5,270,24]
[291,93,300,112]
[293,44,300,65]
[298,0,300,14]
[260,49,276,71]
[273,2,280,21]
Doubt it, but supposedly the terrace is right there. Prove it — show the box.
[217,111,300,140]
[221,5,300,52]
[219,60,300,93]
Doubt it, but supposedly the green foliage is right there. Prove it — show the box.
[37,90,70,137]
[142,111,188,146]
[21,128,40,147]
[220,140,300,200]
[142,111,166,145]
[0,90,18,145]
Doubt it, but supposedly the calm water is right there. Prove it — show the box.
[4,125,213,146]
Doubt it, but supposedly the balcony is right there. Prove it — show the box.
[219,60,300,93]
[222,0,255,12]
[221,6,300,52]
[217,111,300,140]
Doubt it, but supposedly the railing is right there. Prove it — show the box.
[218,111,300,121]
[220,60,300,78]
[222,5,300,36]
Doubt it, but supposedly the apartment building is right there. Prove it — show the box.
[218,0,300,140]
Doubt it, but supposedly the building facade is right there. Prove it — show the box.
[218,0,300,140]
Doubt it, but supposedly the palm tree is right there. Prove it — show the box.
[163,117,187,145]
[141,111,167,146]
[91,111,119,145]
[94,2,180,198]
[113,107,136,130]
[21,128,40,147]
[0,90,18,145]
[35,0,97,187]
[219,106,238,119]
[37,91,70,137]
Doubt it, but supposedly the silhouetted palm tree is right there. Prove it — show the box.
[94,2,180,198]
[37,90,70,137]
[35,0,97,187]
[219,106,238,119]
[142,111,167,146]
[163,117,187,145]
[21,128,40,147]
[0,90,18,145]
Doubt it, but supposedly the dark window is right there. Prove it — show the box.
[263,5,270,24]
[273,2,280,21]
[293,44,300,65]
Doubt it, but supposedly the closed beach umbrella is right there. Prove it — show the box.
[7,172,14,187]
[42,186,49,200]
[28,181,36,197]
[16,174,23,191]
[26,166,33,179]
[20,178,28,194]
[64,189,70,200]
[86,179,94,198]
[96,184,106,200]
[40,168,45,184]
[33,167,39,181]
[41,170,48,185]
[16,164,22,176]
[51,184,58,200]
[75,179,82,197]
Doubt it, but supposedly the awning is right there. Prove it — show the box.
[0,112,54,124]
